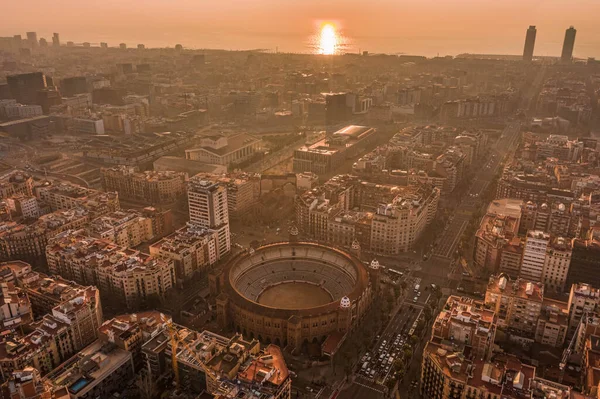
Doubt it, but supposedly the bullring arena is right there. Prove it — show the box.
[211,241,375,353]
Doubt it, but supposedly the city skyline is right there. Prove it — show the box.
[4,0,600,57]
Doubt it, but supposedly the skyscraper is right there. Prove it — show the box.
[561,26,577,63]
[52,33,60,47]
[187,177,231,258]
[523,25,536,62]
[26,32,38,48]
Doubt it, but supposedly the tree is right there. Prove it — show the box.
[393,359,404,372]
[424,305,433,321]
[403,348,413,361]
[136,371,156,399]
[410,335,420,346]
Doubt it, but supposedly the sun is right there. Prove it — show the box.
[318,23,338,55]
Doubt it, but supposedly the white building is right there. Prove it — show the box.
[4,104,43,119]
[520,230,550,281]
[187,178,230,258]
[567,283,600,336]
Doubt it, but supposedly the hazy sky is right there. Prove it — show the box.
[4,0,600,57]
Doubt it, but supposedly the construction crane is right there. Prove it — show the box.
[559,312,587,383]
[162,316,220,393]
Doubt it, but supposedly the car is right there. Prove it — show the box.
[413,296,418,303]
[417,291,421,297]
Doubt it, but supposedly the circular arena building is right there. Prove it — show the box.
[212,242,375,351]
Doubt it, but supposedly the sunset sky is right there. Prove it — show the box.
[4,0,600,57]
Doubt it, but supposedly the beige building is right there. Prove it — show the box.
[86,209,156,248]
[370,185,440,255]
[149,224,219,285]
[142,326,291,398]
[101,166,187,205]
[34,181,120,219]
[193,172,261,217]
[0,367,69,399]
[432,296,497,361]
[44,340,134,399]
[541,236,572,293]
[185,133,261,166]
[0,172,33,199]
[484,274,543,337]
[46,231,175,309]
[0,263,103,379]
[534,299,569,348]
[420,340,535,399]
[567,283,600,337]
[474,214,520,274]
[295,176,439,254]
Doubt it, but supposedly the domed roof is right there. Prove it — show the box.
[351,240,360,250]
[340,296,351,308]
[370,259,380,270]
[248,248,255,255]
[289,225,299,236]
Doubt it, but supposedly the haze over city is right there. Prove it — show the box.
[3,0,600,57]
[2,2,600,399]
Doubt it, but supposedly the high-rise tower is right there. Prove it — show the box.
[561,26,577,63]
[187,177,231,258]
[523,26,537,62]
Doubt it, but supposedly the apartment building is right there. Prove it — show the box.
[0,262,102,325]
[101,166,187,205]
[567,283,600,337]
[187,178,230,258]
[370,185,440,254]
[98,311,168,373]
[534,299,569,348]
[474,214,520,273]
[44,340,134,399]
[142,327,291,398]
[0,367,69,399]
[420,339,535,399]
[295,176,439,254]
[520,230,550,282]
[149,223,219,284]
[431,296,497,361]
[85,208,172,248]
[541,236,572,292]
[485,275,543,337]
[34,182,120,219]
[46,231,175,309]
[193,172,261,217]
[0,172,33,199]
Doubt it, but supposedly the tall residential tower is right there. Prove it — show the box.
[187,177,231,258]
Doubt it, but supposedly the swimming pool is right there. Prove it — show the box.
[69,377,92,394]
